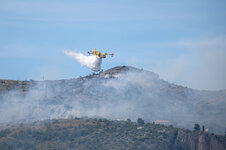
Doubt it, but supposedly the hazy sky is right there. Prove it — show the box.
[0,0,226,90]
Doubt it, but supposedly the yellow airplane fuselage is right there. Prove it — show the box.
[92,48,107,58]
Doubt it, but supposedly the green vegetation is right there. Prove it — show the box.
[0,118,177,150]
[194,124,200,131]
[0,118,225,150]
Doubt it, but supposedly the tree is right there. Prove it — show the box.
[127,119,131,123]
[137,118,144,125]
[194,124,200,131]
[202,125,205,132]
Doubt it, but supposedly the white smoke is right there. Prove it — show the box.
[0,68,226,134]
[64,51,102,72]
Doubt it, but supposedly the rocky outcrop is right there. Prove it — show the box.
[173,129,226,150]
[99,65,131,76]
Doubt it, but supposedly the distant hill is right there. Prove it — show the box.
[0,118,225,150]
[0,66,226,134]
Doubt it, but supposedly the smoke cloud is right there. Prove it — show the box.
[64,51,102,72]
[0,67,226,134]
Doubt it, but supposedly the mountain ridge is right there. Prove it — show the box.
[0,66,226,134]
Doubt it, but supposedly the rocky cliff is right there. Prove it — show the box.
[173,129,226,150]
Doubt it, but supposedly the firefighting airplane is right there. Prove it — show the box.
[88,48,114,58]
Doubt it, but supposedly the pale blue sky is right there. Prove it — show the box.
[0,0,226,90]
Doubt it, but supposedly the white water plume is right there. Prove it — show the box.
[64,51,102,72]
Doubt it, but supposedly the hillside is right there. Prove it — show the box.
[0,118,226,150]
[0,66,226,134]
